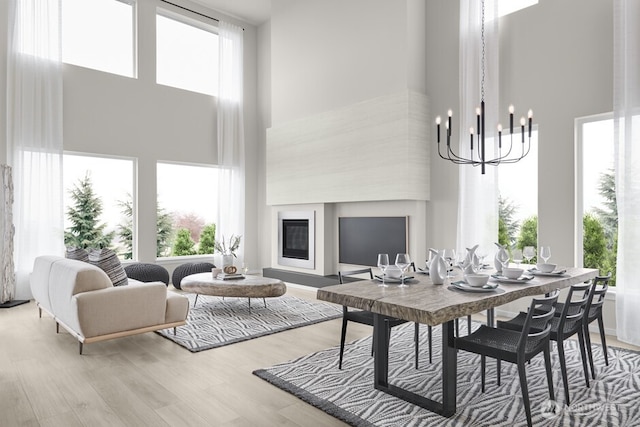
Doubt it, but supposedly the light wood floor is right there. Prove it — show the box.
[1,284,637,426]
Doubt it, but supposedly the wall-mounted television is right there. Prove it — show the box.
[338,216,408,267]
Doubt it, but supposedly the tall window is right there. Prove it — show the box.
[576,114,616,283]
[63,153,136,260]
[157,162,218,257]
[62,0,136,77]
[498,129,539,252]
[156,11,219,96]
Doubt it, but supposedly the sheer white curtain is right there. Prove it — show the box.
[614,0,640,345]
[456,0,499,254]
[6,0,64,300]
[216,21,245,265]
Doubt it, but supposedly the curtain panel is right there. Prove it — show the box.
[216,21,245,266]
[614,0,640,346]
[6,0,64,300]
[456,0,499,256]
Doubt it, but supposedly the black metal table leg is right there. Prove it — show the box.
[373,314,457,417]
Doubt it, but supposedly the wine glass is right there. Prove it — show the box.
[539,246,551,263]
[523,246,536,265]
[442,249,457,278]
[512,248,523,267]
[377,253,390,287]
[395,253,411,287]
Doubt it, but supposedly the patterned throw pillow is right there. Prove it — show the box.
[65,247,89,262]
[88,248,128,287]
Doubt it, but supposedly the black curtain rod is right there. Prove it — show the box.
[159,0,246,30]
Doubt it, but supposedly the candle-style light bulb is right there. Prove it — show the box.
[520,117,526,126]
[436,116,441,125]
[448,109,453,117]
[509,105,515,134]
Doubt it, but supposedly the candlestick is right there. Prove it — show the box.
[520,117,525,144]
[476,107,481,135]
[436,116,441,143]
[497,124,502,149]
[470,127,474,151]
[509,104,514,134]
[447,109,452,137]
[528,109,533,138]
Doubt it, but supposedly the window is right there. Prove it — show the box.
[157,162,218,257]
[156,11,219,96]
[63,153,136,260]
[62,0,136,77]
[498,129,539,252]
[576,114,616,283]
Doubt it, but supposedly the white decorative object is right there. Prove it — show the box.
[494,242,508,272]
[1,165,15,304]
[428,248,447,285]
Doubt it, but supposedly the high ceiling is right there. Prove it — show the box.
[190,0,272,26]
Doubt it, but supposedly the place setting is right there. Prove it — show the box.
[375,253,415,287]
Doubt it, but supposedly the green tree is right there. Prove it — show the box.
[499,196,519,247]
[116,195,175,259]
[583,213,608,274]
[198,224,216,254]
[64,172,114,249]
[173,228,196,256]
[590,169,617,284]
[156,203,174,257]
[516,216,538,261]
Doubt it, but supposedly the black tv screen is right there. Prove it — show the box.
[339,216,408,266]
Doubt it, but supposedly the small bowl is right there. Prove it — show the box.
[464,273,490,287]
[503,267,524,279]
[385,266,402,278]
[537,263,557,273]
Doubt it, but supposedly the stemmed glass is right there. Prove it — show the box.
[523,246,536,265]
[512,248,523,267]
[497,249,510,272]
[377,253,390,288]
[395,253,411,287]
[442,249,457,278]
[539,246,551,263]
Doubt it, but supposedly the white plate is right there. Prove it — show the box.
[450,281,499,293]
[491,274,534,284]
[528,268,567,277]
[374,275,415,283]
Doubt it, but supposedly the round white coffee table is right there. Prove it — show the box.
[181,273,287,310]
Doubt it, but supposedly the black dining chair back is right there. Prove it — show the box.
[455,291,559,427]
[337,268,420,369]
[583,274,611,379]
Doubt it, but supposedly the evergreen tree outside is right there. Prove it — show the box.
[64,172,114,249]
[583,213,608,276]
[173,228,197,256]
[516,216,538,263]
[198,224,216,255]
[499,196,519,247]
[590,169,617,284]
[116,194,175,258]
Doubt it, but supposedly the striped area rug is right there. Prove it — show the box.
[156,294,342,352]
[254,321,640,426]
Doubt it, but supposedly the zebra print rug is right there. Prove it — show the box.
[156,294,342,352]
[254,321,640,426]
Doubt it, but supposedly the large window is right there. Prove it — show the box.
[63,153,136,260]
[498,129,539,253]
[156,11,219,96]
[577,114,616,283]
[157,162,218,257]
[62,0,136,77]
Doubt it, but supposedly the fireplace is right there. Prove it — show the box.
[278,211,315,269]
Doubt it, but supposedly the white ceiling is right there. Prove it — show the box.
[190,0,272,26]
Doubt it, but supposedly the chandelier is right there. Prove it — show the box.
[435,0,533,175]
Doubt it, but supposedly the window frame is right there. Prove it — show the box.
[63,151,138,260]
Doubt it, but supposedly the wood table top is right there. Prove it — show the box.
[317,266,599,326]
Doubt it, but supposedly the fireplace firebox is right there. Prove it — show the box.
[278,211,315,269]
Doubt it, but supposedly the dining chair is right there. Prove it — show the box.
[580,274,611,379]
[338,268,420,369]
[497,283,591,405]
[455,291,559,427]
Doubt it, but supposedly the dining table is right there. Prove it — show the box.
[316,265,599,417]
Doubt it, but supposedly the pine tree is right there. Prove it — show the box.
[156,203,174,257]
[173,228,196,256]
[64,172,114,249]
[198,224,216,254]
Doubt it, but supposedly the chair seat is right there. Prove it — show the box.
[456,325,548,363]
